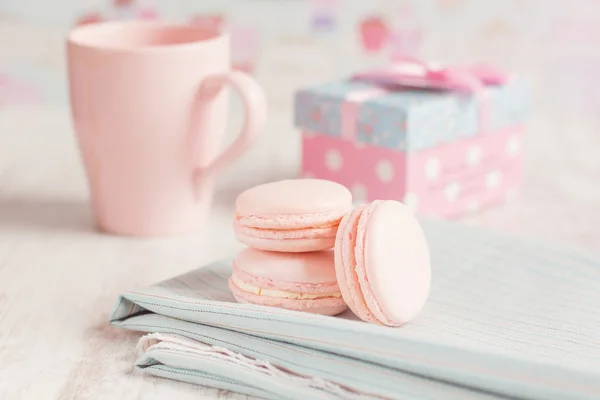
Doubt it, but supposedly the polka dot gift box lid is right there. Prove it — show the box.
[294,61,529,218]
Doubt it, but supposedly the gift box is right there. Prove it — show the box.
[294,61,528,218]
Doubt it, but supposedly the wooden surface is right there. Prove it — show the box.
[0,100,599,400]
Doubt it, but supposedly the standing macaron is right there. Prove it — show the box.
[335,200,431,327]
[228,247,348,316]
[234,179,353,252]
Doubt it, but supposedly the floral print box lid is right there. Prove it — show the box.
[294,77,528,152]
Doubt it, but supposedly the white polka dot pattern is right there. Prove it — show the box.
[425,157,441,180]
[300,128,523,219]
[375,160,394,183]
[445,182,461,202]
[466,145,483,166]
[403,193,419,211]
[325,149,343,172]
[506,136,521,157]
[486,170,503,188]
[350,183,368,203]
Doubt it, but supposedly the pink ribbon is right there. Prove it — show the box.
[343,56,509,140]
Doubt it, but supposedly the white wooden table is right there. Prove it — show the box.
[0,100,599,399]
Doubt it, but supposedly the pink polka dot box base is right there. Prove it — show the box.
[301,127,524,218]
[294,63,527,218]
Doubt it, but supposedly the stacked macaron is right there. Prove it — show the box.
[233,179,353,252]
[230,179,352,316]
[229,179,432,327]
[229,248,348,316]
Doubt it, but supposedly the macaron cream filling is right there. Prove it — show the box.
[234,219,340,240]
[234,209,349,230]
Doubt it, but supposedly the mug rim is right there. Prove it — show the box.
[67,20,228,52]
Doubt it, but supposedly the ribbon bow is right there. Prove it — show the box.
[351,56,509,135]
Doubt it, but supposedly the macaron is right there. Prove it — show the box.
[334,200,431,327]
[234,179,353,252]
[228,247,348,315]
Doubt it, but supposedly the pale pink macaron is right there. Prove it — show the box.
[234,179,353,252]
[228,247,348,315]
[334,200,431,327]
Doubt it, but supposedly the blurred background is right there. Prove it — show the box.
[0,0,599,249]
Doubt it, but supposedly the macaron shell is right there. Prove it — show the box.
[235,233,336,252]
[361,200,431,326]
[334,205,379,324]
[234,248,338,285]
[232,267,340,294]
[354,201,394,325]
[236,179,352,215]
[229,278,348,316]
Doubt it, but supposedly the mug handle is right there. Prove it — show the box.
[193,70,267,190]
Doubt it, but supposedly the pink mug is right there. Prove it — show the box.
[67,21,267,236]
